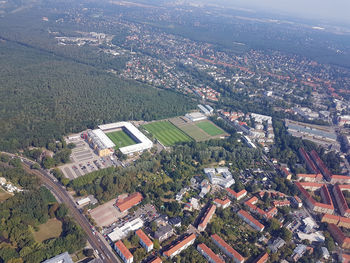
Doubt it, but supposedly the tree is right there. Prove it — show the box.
[56,204,68,219]
[84,248,94,257]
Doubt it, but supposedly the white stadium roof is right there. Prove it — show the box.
[90,129,116,149]
[99,122,153,155]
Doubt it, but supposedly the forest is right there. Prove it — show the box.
[0,161,86,263]
[0,40,195,152]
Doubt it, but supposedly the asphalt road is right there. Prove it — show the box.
[1,152,120,263]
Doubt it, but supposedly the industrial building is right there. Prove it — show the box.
[108,217,144,242]
[42,252,73,263]
[116,192,143,213]
[99,122,153,155]
[185,112,207,122]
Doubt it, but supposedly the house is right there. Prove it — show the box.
[198,204,216,231]
[154,224,174,243]
[197,243,225,263]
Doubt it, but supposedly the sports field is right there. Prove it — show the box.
[195,121,225,136]
[106,130,136,149]
[143,121,192,146]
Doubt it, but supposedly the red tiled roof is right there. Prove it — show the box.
[247,196,258,204]
[116,192,143,212]
[340,216,350,224]
[213,198,231,206]
[163,234,196,257]
[339,184,350,190]
[115,240,133,260]
[322,213,340,222]
[328,224,347,244]
[238,209,264,230]
[199,204,216,230]
[294,195,302,203]
[255,252,268,263]
[198,243,225,263]
[342,253,350,263]
[211,234,244,262]
[136,229,153,247]
[226,188,247,198]
[149,257,162,263]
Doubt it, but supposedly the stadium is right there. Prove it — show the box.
[87,122,153,156]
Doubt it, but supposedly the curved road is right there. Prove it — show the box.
[2,153,119,263]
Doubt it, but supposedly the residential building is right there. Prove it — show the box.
[292,244,307,262]
[163,234,196,258]
[198,204,216,231]
[226,188,247,200]
[211,234,244,263]
[328,224,350,249]
[204,167,235,188]
[213,198,231,209]
[237,210,265,232]
[333,184,350,217]
[197,243,225,263]
[136,229,153,253]
[254,252,268,263]
[149,257,162,263]
[154,224,174,243]
[114,240,133,263]
[268,238,286,253]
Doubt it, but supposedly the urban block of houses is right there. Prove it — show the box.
[295,182,334,214]
[321,214,350,229]
[333,184,350,217]
[328,224,350,249]
[296,173,323,182]
[198,204,216,231]
[116,192,143,212]
[211,234,244,263]
[162,234,196,258]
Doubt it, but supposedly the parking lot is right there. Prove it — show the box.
[59,134,115,180]
[90,198,126,227]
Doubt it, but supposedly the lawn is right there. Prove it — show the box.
[0,187,12,202]
[195,121,225,136]
[143,121,192,146]
[106,130,136,149]
[33,218,62,242]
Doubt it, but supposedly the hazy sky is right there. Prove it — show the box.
[211,0,350,25]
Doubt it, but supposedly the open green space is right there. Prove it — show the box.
[32,218,62,243]
[195,121,225,136]
[106,130,136,149]
[143,121,192,146]
[0,187,12,202]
